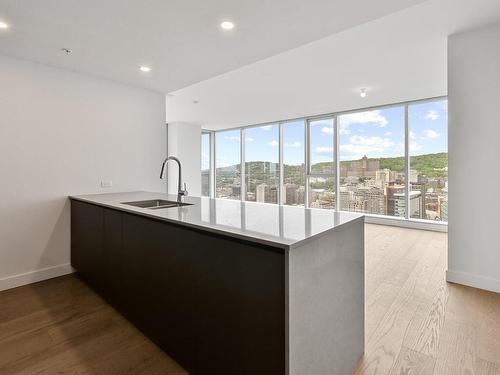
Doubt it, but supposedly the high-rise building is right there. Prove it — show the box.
[386,183,422,218]
[410,182,427,219]
[284,183,298,205]
[440,199,448,222]
[348,155,381,178]
[256,183,268,203]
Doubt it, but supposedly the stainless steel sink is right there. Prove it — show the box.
[121,199,193,209]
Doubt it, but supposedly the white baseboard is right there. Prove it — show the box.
[446,269,500,294]
[0,263,74,292]
[364,214,448,232]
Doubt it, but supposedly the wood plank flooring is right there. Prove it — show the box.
[0,224,498,374]
[355,224,500,375]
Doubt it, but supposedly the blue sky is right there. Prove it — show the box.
[212,100,447,167]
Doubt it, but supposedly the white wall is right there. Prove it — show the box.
[447,22,500,293]
[0,54,167,291]
[166,122,201,197]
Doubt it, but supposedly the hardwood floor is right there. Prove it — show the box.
[0,224,498,374]
[355,224,500,375]
[0,273,188,374]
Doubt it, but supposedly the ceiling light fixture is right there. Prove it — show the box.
[220,21,234,30]
[0,21,9,29]
[139,66,151,73]
[61,48,72,55]
[360,88,367,98]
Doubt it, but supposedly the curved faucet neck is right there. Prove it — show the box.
[160,156,184,202]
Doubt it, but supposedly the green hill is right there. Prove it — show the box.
[215,152,448,181]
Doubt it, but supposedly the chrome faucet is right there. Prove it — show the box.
[160,156,188,203]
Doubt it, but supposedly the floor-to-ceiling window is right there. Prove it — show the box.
[408,99,448,221]
[282,120,306,206]
[215,129,241,200]
[308,118,335,209]
[203,96,448,226]
[201,131,211,197]
[244,124,280,203]
[338,106,405,217]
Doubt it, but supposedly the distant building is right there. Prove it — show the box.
[410,182,427,219]
[440,199,448,222]
[256,183,278,203]
[353,186,386,214]
[284,183,298,205]
[386,183,422,218]
[348,155,380,178]
[256,184,268,203]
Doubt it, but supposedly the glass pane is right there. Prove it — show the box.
[244,124,279,203]
[283,120,305,206]
[309,118,334,174]
[201,132,210,197]
[308,176,335,209]
[215,129,241,200]
[409,100,448,221]
[339,107,405,216]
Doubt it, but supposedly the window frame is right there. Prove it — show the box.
[200,130,213,198]
[204,95,447,230]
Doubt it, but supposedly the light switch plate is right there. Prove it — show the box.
[101,180,113,188]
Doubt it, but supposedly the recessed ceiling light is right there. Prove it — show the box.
[360,88,367,98]
[0,21,9,29]
[139,66,151,73]
[220,21,234,30]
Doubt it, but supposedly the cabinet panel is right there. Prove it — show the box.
[72,201,286,375]
[71,200,104,292]
[103,208,123,306]
[121,213,198,374]
[190,230,285,375]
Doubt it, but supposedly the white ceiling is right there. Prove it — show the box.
[0,0,428,93]
[166,0,500,130]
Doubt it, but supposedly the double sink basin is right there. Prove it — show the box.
[122,199,193,210]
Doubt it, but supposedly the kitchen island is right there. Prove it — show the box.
[70,191,364,375]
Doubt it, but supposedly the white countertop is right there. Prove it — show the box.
[69,191,364,250]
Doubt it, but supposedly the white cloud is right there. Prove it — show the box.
[339,135,395,160]
[321,126,334,135]
[339,123,350,135]
[245,137,254,142]
[340,110,389,128]
[315,146,333,155]
[268,140,279,147]
[384,131,393,136]
[285,141,302,148]
[423,129,440,139]
[224,135,240,142]
[425,110,439,121]
[260,125,273,131]
[410,141,423,152]
[409,131,416,140]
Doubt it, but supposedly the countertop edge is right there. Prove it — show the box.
[287,215,365,251]
[69,195,291,250]
[69,193,364,251]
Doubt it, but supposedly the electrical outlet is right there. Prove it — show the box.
[101,180,113,188]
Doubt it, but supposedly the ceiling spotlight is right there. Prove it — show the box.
[61,48,72,55]
[139,66,151,73]
[0,21,9,29]
[220,21,235,30]
[360,88,367,98]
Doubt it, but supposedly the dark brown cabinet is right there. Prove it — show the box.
[70,200,285,375]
